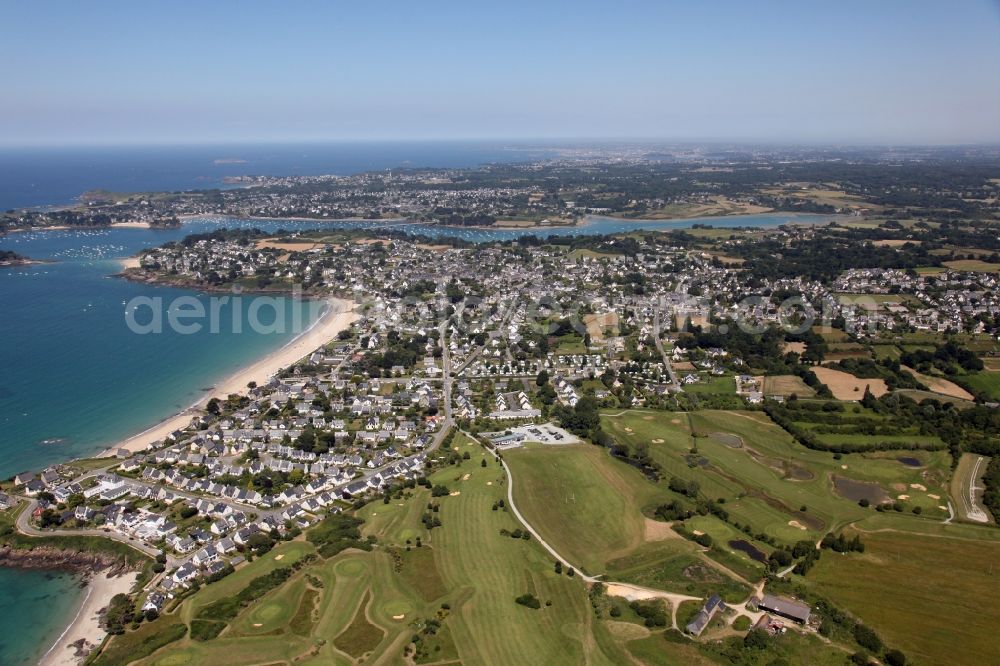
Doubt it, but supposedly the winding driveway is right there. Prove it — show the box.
[475,431,703,615]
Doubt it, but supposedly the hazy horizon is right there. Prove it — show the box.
[1,1,998,146]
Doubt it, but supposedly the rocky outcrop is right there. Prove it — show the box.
[0,545,132,575]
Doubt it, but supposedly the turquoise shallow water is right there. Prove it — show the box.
[0,221,328,478]
[0,567,86,665]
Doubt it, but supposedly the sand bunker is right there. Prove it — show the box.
[253,623,263,627]
[910,483,927,491]
[486,482,493,486]
[651,438,665,444]
[624,427,633,432]
[274,554,284,561]
[928,493,940,500]
[670,419,681,424]
[461,473,470,481]
[449,491,461,496]
[643,518,678,542]
[392,614,405,620]
[897,494,910,500]
[788,520,807,530]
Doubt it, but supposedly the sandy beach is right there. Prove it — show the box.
[118,256,141,270]
[100,297,356,455]
[39,571,139,666]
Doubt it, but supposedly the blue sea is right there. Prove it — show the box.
[0,143,837,665]
[0,142,554,211]
[0,567,87,665]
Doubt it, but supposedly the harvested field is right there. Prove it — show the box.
[762,374,816,397]
[872,239,918,247]
[781,341,807,354]
[901,366,975,400]
[583,312,618,341]
[812,366,888,400]
[255,239,324,251]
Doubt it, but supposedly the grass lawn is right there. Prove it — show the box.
[333,590,385,658]
[605,539,751,603]
[504,442,671,574]
[871,344,902,360]
[183,540,315,622]
[228,575,307,636]
[942,259,1000,273]
[143,447,635,665]
[807,529,1000,666]
[683,375,736,394]
[604,410,952,538]
[959,371,1000,401]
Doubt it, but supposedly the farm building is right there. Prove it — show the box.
[686,594,726,636]
[756,594,811,624]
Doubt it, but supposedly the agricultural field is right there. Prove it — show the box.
[870,343,902,360]
[762,374,816,397]
[811,365,888,400]
[893,389,976,409]
[823,341,872,361]
[807,529,1000,666]
[941,259,1000,272]
[959,370,1000,401]
[900,365,974,400]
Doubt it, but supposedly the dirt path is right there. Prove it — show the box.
[477,430,708,608]
[603,583,701,630]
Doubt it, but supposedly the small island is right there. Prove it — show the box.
[0,249,40,267]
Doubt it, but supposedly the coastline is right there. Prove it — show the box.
[5,221,152,234]
[98,296,357,456]
[178,213,406,224]
[39,571,139,666]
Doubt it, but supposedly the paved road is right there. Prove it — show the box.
[653,304,681,391]
[963,455,991,523]
[15,498,166,560]
[478,430,706,609]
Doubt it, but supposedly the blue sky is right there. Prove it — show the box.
[1,0,998,145]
